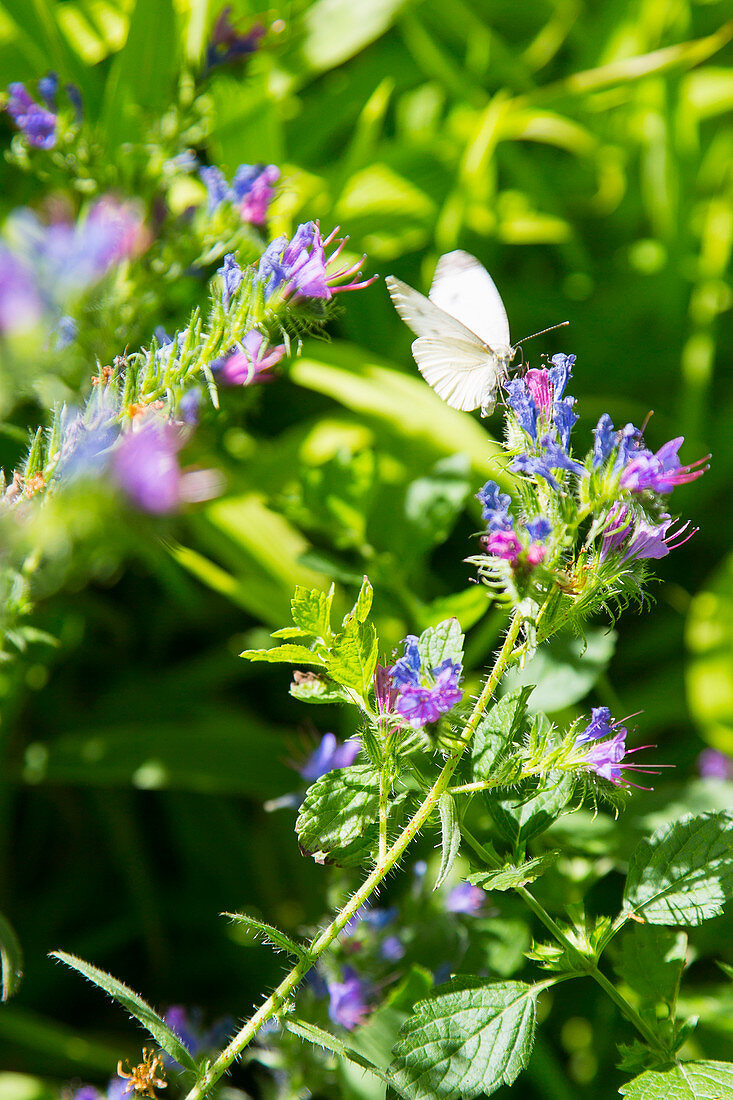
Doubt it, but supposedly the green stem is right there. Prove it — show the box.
[461,828,667,1055]
[184,611,523,1099]
[378,760,390,863]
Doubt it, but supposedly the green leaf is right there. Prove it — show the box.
[0,911,23,1001]
[328,617,378,697]
[488,771,575,852]
[434,793,461,891]
[686,551,733,754]
[292,584,335,641]
[351,576,374,624]
[283,1017,391,1085]
[389,978,537,1100]
[222,913,305,960]
[50,951,198,1072]
[614,926,687,1008]
[471,687,534,781]
[296,764,379,863]
[240,644,327,667]
[623,812,733,926]
[468,852,559,891]
[501,629,616,712]
[403,455,471,556]
[417,619,465,672]
[619,1061,733,1098]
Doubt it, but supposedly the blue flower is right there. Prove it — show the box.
[327,968,371,1030]
[206,9,265,69]
[553,396,578,451]
[218,252,243,310]
[503,378,538,441]
[511,452,560,490]
[299,733,360,782]
[37,72,58,109]
[446,882,487,914]
[257,222,375,301]
[525,515,551,542]
[390,635,421,688]
[540,434,585,476]
[547,353,576,400]
[476,479,513,530]
[199,165,229,213]
[574,706,614,744]
[592,414,615,468]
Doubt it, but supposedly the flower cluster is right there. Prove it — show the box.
[571,706,661,788]
[470,352,708,626]
[0,197,146,339]
[4,75,82,148]
[200,162,280,226]
[388,634,463,728]
[258,222,377,301]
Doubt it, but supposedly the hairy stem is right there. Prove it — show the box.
[461,827,667,1055]
[378,760,390,863]
[184,610,523,1099]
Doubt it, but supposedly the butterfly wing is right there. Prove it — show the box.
[385,272,503,414]
[429,250,510,351]
[411,337,502,414]
[385,275,482,343]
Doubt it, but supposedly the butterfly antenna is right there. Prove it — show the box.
[514,320,570,347]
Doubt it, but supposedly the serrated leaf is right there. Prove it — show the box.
[471,687,534,781]
[283,1017,391,1084]
[223,913,306,959]
[328,618,378,697]
[0,911,23,1001]
[292,585,334,640]
[488,771,575,852]
[296,764,380,862]
[619,1061,733,1098]
[417,619,464,672]
[614,926,687,1008]
[623,812,733,926]
[434,793,461,891]
[50,951,197,1072]
[389,978,537,1100]
[468,852,559,891]
[240,644,327,667]
[351,575,373,624]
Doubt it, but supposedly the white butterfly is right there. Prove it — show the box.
[386,251,516,417]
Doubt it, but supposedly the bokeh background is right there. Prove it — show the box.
[0,0,732,1097]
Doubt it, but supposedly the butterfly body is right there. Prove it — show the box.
[386,250,516,416]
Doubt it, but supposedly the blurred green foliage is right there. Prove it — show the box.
[0,0,731,1096]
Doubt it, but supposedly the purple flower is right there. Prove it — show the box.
[613,423,645,471]
[179,387,202,425]
[600,505,697,563]
[511,452,560,490]
[381,934,406,961]
[218,252,243,309]
[5,82,56,148]
[503,378,538,441]
[72,1082,127,1100]
[0,249,41,333]
[299,733,360,782]
[446,882,487,914]
[575,706,614,745]
[394,659,463,728]
[548,353,575,399]
[482,529,523,563]
[620,436,708,495]
[327,968,371,1030]
[206,8,265,68]
[112,421,184,514]
[476,480,513,530]
[233,164,280,227]
[212,331,286,386]
[698,748,733,781]
[539,433,585,476]
[258,221,376,301]
[162,1005,231,1069]
[579,729,661,788]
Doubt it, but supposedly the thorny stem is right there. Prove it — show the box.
[378,758,390,863]
[461,827,668,1056]
[184,610,524,1099]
